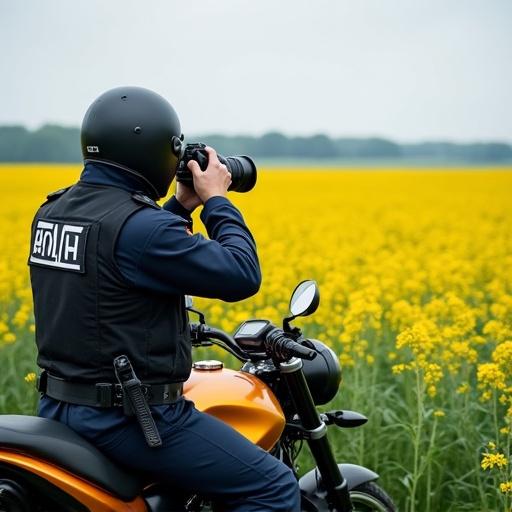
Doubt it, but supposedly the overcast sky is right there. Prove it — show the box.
[1,0,511,142]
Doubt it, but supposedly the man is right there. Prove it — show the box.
[29,86,300,511]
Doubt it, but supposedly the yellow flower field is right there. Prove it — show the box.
[1,164,512,511]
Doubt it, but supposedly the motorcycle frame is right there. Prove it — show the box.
[276,357,353,512]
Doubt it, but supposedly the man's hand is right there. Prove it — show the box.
[175,181,202,212]
[188,147,232,203]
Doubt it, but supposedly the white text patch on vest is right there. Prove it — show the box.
[29,219,90,273]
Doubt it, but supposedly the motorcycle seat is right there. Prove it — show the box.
[0,415,141,501]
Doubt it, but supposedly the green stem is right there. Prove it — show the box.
[493,390,500,447]
[425,417,438,512]
[410,369,424,512]
[505,428,511,512]
[353,363,365,466]
[370,355,379,472]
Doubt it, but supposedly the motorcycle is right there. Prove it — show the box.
[0,280,396,511]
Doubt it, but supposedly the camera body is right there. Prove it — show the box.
[176,143,211,184]
[175,142,257,193]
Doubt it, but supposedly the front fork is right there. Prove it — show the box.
[279,358,353,512]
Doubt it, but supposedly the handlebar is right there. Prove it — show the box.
[190,323,252,361]
[191,323,317,363]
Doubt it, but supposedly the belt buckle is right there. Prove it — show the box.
[36,370,48,393]
[96,383,123,407]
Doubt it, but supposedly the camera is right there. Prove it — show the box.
[175,142,257,193]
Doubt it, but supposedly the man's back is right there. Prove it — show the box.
[32,86,300,511]
[29,179,190,383]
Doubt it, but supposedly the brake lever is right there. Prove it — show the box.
[189,323,211,346]
[191,340,213,348]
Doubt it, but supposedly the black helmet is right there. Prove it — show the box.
[81,86,182,198]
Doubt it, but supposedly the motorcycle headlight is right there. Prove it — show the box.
[301,339,342,405]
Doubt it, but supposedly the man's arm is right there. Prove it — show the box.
[117,146,261,301]
[162,196,194,232]
[115,197,261,302]
[163,196,193,220]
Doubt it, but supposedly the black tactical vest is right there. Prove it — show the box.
[29,182,191,384]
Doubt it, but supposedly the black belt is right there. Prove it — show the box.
[37,371,183,408]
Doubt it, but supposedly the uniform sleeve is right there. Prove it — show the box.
[162,195,193,231]
[116,196,261,302]
[162,195,192,220]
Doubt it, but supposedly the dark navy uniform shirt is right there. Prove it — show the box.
[80,161,261,301]
[37,164,300,511]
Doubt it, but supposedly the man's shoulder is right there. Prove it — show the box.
[119,203,189,245]
[115,202,193,274]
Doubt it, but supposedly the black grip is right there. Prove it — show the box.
[287,342,317,361]
[123,379,162,448]
[265,328,317,362]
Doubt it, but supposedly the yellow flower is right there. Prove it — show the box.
[493,341,512,370]
[500,427,510,435]
[477,363,506,391]
[480,390,492,402]
[434,410,445,418]
[427,385,437,398]
[481,452,508,470]
[457,383,470,394]
[392,363,407,375]
[3,332,16,344]
[424,363,443,385]
[24,372,36,384]
[499,481,512,494]
[339,353,355,367]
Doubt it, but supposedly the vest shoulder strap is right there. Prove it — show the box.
[131,192,160,210]
[45,185,73,203]
[37,185,73,208]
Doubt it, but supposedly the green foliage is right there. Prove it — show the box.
[1,125,511,163]
[1,330,504,511]
[0,124,81,163]
[0,334,38,415]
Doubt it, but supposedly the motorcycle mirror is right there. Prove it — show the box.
[185,295,194,309]
[289,280,320,318]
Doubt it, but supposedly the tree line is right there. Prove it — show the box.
[1,124,511,163]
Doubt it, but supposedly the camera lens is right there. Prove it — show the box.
[219,155,257,193]
[176,143,257,193]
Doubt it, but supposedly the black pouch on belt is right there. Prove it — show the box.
[113,355,163,448]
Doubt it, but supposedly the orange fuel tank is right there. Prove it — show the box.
[183,363,285,451]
